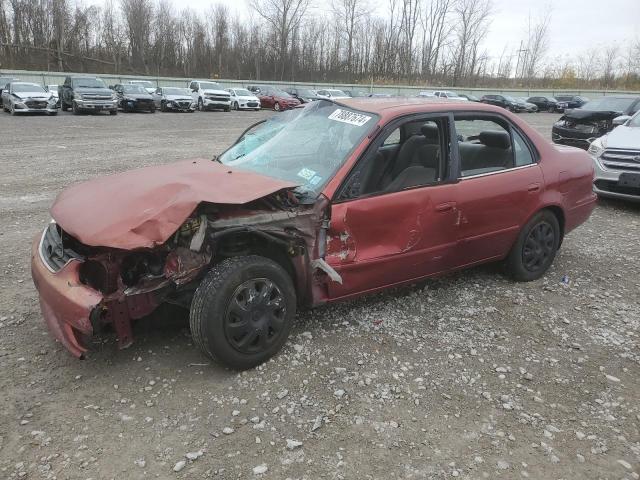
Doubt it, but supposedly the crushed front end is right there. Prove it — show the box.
[31,220,212,357]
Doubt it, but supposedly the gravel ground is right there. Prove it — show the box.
[0,110,639,480]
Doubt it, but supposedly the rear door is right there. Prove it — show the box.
[451,113,543,267]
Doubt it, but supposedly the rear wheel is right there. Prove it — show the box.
[190,255,296,370]
[506,210,560,281]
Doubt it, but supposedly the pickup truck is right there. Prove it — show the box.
[59,76,118,115]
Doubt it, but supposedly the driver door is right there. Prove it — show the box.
[324,114,460,300]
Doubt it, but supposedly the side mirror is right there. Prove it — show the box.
[612,115,631,126]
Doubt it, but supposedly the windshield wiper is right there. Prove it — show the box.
[212,154,221,163]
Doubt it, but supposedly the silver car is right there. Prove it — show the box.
[152,87,196,112]
[588,111,640,202]
[1,82,58,115]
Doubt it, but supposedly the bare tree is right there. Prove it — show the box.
[420,0,451,80]
[248,0,311,80]
[120,0,153,73]
[520,8,551,83]
[451,0,492,86]
[601,45,618,88]
[331,0,369,81]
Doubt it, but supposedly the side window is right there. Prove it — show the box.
[454,117,514,177]
[383,128,401,146]
[338,117,448,200]
[513,129,534,166]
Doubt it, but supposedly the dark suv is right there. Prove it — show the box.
[526,96,559,113]
[554,95,588,111]
[59,76,118,115]
[480,94,522,112]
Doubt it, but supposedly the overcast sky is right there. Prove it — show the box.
[184,0,639,62]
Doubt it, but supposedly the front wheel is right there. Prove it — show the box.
[198,98,204,111]
[232,101,239,110]
[506,210,560,282]
[190,256,296,370]
[273,102,281,111]
[109,109,118,115]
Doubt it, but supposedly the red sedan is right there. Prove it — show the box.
[31,98,596,369]
[248,85,301,111]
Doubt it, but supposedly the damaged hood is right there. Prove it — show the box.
[563,109,622,122]
[51,159,297,250]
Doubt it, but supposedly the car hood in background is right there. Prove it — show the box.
[123,93,153,100]
[563,109,622,122]
[51,159,297,250]
[165,95,193,101]
[75,87,113,96]
[14,91,51,99]
[202,89,230,96]
[236,95,260,102]
[605,125,640,150]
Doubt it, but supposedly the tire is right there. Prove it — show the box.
[273,102,281,112]
[547,106,554,113]
[198,98,204,111]
[61,101,68,112]
[160,101,167,112]
[109,109,117,115]
[150,104,156,113]
[190,255,296,370]
[506,210,560,282]
[232,101,239,110]
[224,106,231,112]
[10,103,17,115]
[72,101,80,115]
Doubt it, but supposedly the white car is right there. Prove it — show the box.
[589,111,640,202]
[46,85,60,106]
[126,80,156,94]
[315,89,350,100]
[433,90,469,101]
[189,80,231,112]
[226,88,261,111]
[1,82,58,115]
[417,91,436,98]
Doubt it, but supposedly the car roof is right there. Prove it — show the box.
[335,97,507,118]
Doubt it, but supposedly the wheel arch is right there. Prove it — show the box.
[212,230,305,304]
[541,204,566,247]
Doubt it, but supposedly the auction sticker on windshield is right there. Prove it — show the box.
[328,109,372,127]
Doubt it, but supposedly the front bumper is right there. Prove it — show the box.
[166,101,196,111]
[592,157,640,201]
[122,99,155,111]
[75,99,118,111]
[12,101,58,113]
[238,101,260,110]
[551,126,594,149]
[30,234,102,358]
[203,98,231,109]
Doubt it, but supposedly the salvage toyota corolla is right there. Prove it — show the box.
[31,98,597,369]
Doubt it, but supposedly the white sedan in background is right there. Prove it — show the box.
[315,89,351,100]
[226,88,261,111]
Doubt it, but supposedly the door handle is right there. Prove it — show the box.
[435,201,456,212]
[527,183,541,193]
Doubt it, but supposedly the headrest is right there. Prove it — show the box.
[479,131,510,149]
[421,124,440,140]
